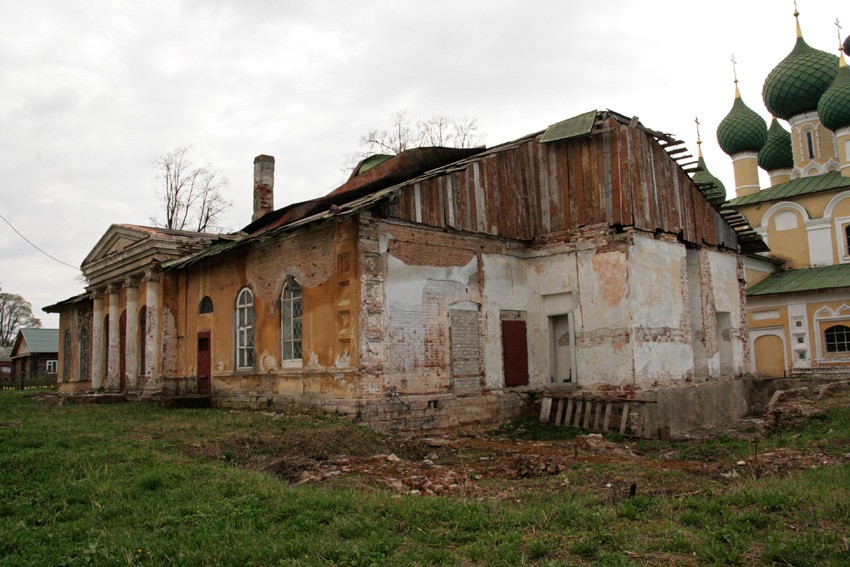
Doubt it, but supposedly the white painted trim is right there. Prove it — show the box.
[749,327,789,376]
[731,151,759,161]
[833,215,850,263]
[813,310,850,363]
[822,190,850,219]
[759,201,810,229]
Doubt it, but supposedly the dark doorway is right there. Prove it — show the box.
[501,319,529,387]
[197,331,211,395]
[119,311,127,390]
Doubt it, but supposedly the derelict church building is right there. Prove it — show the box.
[48,110,759,434]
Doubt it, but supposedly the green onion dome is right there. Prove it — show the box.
[692,156,727,206]
[762,36,838,120]
[818,58,850,132]
[758,118,794,171]
[716,92,768,156]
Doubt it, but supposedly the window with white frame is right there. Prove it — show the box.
[46,360,57,374]
[281,279,302,362]
[235,287,255,369]
[825,324,850,353]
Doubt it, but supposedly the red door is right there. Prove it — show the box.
[119,311,127,391]
[197,332,211,395]
[502,320,529,387]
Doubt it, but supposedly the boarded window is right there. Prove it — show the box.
[449,308,481,394]
[501,319,529,387]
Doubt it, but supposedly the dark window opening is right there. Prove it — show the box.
[199,296,214,314]
[825,325,850,353]
[806,131,815,160]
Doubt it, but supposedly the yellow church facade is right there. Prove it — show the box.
[708,9,850,377]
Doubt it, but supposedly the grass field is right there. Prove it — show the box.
[0,390,848,566]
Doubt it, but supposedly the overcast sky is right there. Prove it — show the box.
[1,0,845,327]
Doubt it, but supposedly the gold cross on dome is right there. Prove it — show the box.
[695,117,702,145]
[730,54,738,84]
[837,18,843,51]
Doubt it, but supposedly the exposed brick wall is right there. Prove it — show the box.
[449,308,482,395]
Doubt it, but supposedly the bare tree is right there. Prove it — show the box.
[417,114,483,148]
[359,110,414,155]
[345,111,485,173]
[0,286,42,347]
[151,147,232,233]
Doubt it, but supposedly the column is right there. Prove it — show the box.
[107,283,120,390]
[124,278,138,389]
[144,270,161,389]
[91,289,104,390]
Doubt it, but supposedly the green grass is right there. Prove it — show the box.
[1,391,849,565]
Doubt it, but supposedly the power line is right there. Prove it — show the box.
[0,211,81,272]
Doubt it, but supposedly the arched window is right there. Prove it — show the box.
[805,130,815,160]
[845,225,850,257]
[281,279,303,361]
[199,296,214,314]
[235,288,254,369]
[63,330,71,382]
[139,308,147,375]
[79,323,90,380]
[825,325,850,353]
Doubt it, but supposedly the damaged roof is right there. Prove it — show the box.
[166,109,761,269]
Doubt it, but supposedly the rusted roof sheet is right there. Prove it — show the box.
[43,292,90,313]
[241,146,483,235]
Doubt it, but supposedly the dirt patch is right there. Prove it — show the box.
[185,393,850,501]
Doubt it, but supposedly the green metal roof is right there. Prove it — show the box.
[748,263,850,296]
[692,155,727,206]
[763,36,838,120]
[758,118,794,171]
[818,62,850,132]
[18,328,58,354]
[727,171,850,206]
[356,154,392,176]
[540,110,598,143]
[716,95,767,156]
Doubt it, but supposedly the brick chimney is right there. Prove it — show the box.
[252,155,275,221]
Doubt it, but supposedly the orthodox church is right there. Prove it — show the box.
[704,9,850,377]
[47,106,757,436]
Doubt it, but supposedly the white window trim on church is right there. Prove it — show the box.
[280,279,303,368]
[235,287,255,370]
[813,305,850,363]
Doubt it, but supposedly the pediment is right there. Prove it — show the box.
[82,225,154,267]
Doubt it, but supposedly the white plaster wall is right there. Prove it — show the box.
[574,247,634,385]
[628,236,693,384]
[707,250,747,375]
[384,254,478,392]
